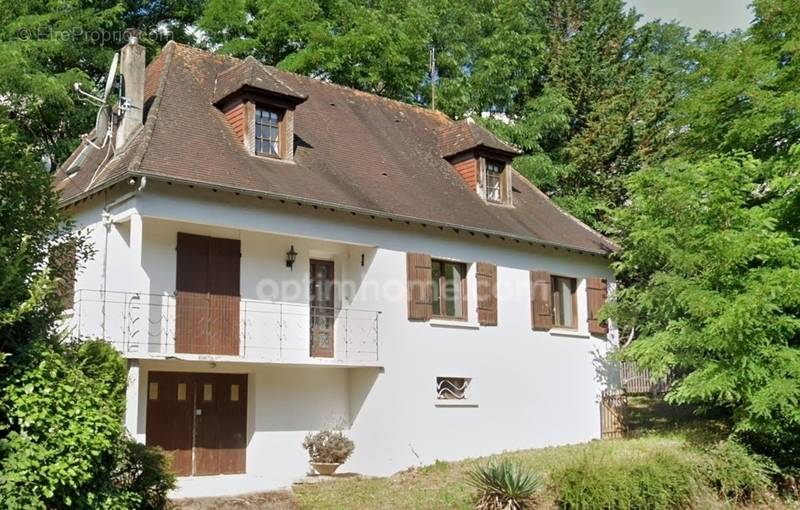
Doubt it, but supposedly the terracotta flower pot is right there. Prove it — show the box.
[310,462,341,476]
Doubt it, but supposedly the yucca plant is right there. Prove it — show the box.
[467,459,541,510]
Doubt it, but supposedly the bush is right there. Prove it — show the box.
[0,340,175,509]
[302,430,355,464]
[701,440,775,503]
[467,459,540,510]
[550,448,700,510]
[112,440,176,510]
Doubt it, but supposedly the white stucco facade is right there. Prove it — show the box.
[65,180,616,497]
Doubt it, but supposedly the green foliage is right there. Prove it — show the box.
[302,430,355,464]
[198,0,691,232]
[0,117,77,353]
[610,153,800,464]
[0,0,204,166]
[112,440,177,510]
[609,0,800,470]
[0,340,175,509]
[467,459,540,510]
[701,440,776,503]
[550,448,701,510]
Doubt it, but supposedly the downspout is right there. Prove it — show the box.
[100,176,147,335]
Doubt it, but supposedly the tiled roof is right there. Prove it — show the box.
[213,55,306,104]
[437,118,522,158]
[54,42,615,255]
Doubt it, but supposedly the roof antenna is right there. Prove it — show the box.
[429,46,437,111]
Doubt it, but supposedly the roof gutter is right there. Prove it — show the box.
[132,173,613,257]
[62,172,612,257]
[101,175,147,224]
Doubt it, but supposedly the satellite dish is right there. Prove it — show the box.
[95,104,110,142]
[103,53,118,103]
[75,52,119,151]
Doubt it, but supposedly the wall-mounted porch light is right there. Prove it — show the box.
[286,245,298,270]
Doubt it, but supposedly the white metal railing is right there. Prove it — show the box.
[68,289,380,364]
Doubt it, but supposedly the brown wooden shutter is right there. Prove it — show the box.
[586,277,608,335]
[175,233,241,355]
[531,271,553,330]
[476,262,498,326]
[406,252,432,321]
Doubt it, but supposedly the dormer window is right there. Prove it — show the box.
[213,56,307,162]
[485,160,504,203]
[437,118,521,207]
[255,106,282,157]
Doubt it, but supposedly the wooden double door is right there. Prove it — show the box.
[146,371,247,476]
[175,233,241,355]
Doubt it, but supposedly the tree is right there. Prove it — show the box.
[485,1,691,232]
[610,0,800,470]
[199,0,691,232]
[0,0,204,167]
[0,97,173,510]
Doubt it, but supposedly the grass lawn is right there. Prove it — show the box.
[294,436,703,509]
[294,400,740,509]
[177,400,796,509]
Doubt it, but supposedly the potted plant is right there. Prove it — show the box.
[302,430,355,476]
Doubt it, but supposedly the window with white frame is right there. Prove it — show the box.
[255,106,282,157]
[484,160,504,203]
[436,376,471,401]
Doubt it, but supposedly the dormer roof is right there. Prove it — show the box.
[212,55,307,106]
[437,118,522,159]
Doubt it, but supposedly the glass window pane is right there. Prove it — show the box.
[148,382,158,400]
[450,264,463,318]
[560,279,574,327]
[231,384,240,402]
[432,262,441,315]
[177,383,187,401]
[203,383,213,401]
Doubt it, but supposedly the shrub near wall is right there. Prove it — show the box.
[0,340,174,509]
[550,447,701,510]
[550,440,776,510]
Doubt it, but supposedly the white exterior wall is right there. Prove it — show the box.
[66,181,616,494]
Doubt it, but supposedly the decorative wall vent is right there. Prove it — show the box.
[436,376,471,401]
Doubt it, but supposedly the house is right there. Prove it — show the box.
[54,35,617,498]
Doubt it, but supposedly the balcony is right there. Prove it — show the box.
[69,290,381,366]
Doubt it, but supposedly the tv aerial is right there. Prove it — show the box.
[74,52,119,150]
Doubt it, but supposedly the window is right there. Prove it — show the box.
[432,260,467,319]
[484,160,505,203]
[551,276,577,328]
[436,377,471,401]
[203,383,213,401]
[148,382,159,401]
[255,106,282,157]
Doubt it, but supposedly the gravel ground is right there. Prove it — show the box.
[173,490,300,510]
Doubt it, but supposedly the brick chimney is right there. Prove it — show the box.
[116,29,145,150]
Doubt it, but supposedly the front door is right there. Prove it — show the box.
[309,259,335,358]
[146,372,247,476]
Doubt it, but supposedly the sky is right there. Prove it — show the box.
[625,0,754,33]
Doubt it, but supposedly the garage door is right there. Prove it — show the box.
[146,371,247,476]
